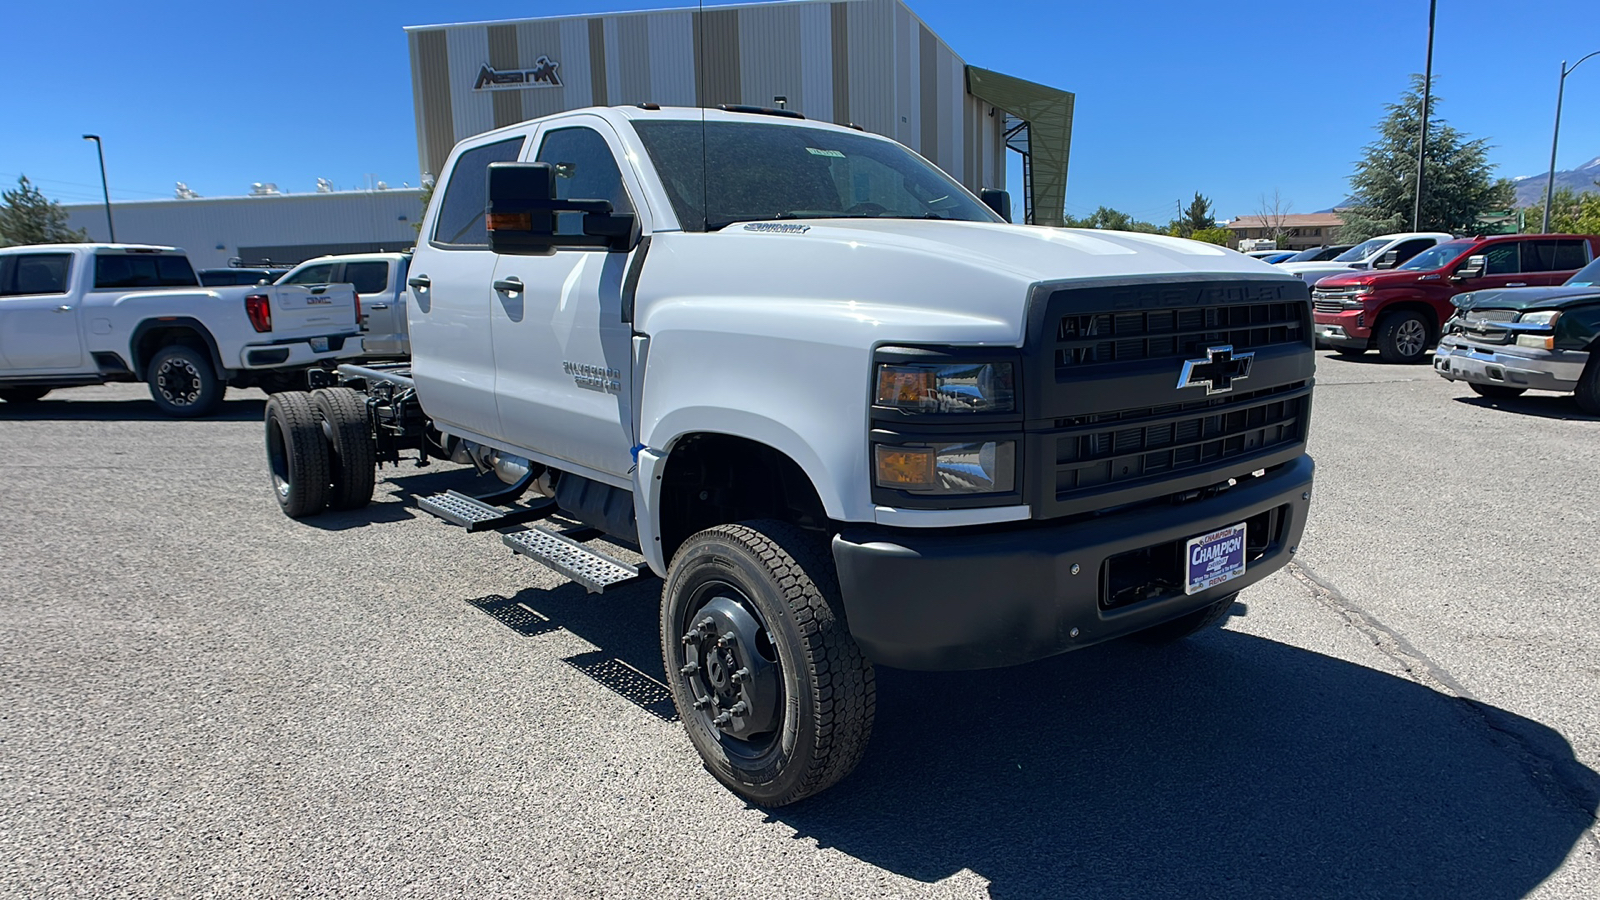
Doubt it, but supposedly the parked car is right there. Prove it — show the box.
[1433,255,1600,411]
[1258,251,1298,264]
[274,252,412,358]
[1278,231,1453,286]
[0,243,360,415]
[197,267,288,286]
[1244,248,1290,259]
[1280,244,1355,264]
[1312,234,1600,363]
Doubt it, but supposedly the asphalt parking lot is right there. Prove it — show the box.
[2,352,1597,899]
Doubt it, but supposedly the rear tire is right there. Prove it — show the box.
[662,520,875,806]
[0,387,50,404]
[147,344,224,417]
[1469,383,1526,400]
[1575,352,1600,415]
[1130,592,1239,644]
[264,392,330,518]
[1376,311,1433,364]
[310,387,376,511]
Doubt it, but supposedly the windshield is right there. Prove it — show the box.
[632,120,1001,231]
[1333,238,1388,262]
[1283,247,1328,263]
[1398,240,1473,272]
[1567,258,1600,286]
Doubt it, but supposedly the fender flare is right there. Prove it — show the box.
[128,317,228,381]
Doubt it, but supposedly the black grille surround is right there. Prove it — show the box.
[1022,275,1315,520]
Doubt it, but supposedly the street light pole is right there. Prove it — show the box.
[1412,0,1436,232]
[81,134,115,243]
[1542,50,1600,234]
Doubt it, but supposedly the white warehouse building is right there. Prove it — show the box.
[61,188,426,272]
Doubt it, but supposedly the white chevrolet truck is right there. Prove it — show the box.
[0,244,360,415]
[261,106,1317,805]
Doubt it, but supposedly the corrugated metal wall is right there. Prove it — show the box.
[406,0,1007,194]
[60,190,426,270]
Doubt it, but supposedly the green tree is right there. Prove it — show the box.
[0,176,87,246]
[1521,184,1600,234]
[1063,206,1162,233]
[411,178,436,235]
[1339,75,1512,242]
[1190,226,1233,246]
[1172,191,1216,238]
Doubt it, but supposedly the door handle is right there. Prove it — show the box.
[367,303,390,310]
[1506,282,1527,287]
[493,277,524,294]
[54,305,73,312]
[407,275,431,290]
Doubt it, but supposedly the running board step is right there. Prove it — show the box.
[417,491,555,532]
[502,527,650,594]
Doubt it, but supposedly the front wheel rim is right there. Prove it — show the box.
[674,581,784,760]
[1396,320,1427,357]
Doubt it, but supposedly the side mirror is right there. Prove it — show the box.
[487,162,638,254]
[1453,254,1486,281]
[979,188,1012,222]
[1373,250,1400,270]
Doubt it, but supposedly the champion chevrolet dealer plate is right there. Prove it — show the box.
[1185,522,1246,595]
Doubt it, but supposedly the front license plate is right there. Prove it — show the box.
[309,336,330,352]
[1185,522,1247,595]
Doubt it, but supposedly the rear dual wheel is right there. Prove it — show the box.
[662,520,875,806]
[263,388,375,518]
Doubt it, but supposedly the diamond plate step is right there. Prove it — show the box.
[502,527,649,593]
[417,491,554,532]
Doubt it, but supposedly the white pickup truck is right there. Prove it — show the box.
[262,105,1316,805]
[274,251,412,358]
[0,244,360,415]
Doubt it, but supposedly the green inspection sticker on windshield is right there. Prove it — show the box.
[806,147,844,158]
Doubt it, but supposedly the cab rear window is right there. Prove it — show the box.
[94,254,199,289]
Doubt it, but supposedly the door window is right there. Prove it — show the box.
[1480,244,1519,275]
[93,254,196,289]
[1388,239,1436,265]
[1,253,73,295]
[535,127,634,237]
[342,261,389,294]
[280,263,336,285]
[1521,239,1588,273]
[432,137,525,247]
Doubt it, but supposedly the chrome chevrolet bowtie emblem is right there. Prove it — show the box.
[1177,345,1255,395]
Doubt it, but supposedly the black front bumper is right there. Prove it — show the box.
[832,454,1314,670]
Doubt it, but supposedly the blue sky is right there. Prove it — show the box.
[2,0,1596,224]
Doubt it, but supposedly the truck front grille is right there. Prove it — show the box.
[1313,300,1346,314]
[1055,300,1306,367]
[1048,383,1308,497]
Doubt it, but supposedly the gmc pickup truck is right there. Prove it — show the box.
[261,105,1317,805]
[0,244,360,415]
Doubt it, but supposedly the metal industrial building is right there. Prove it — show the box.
[61,188,426,271]
[406,0,1074,225]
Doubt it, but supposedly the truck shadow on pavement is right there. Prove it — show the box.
[485,580,1599,899]
[1453,394,1599,421]
[0,396,268,422]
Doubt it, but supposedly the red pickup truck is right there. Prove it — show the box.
[1311,233,1600,363]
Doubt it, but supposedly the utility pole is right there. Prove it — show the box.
[1542,50,1600,233]
[1412,0,1436,232]
[81,134,115,243]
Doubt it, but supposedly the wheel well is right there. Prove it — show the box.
[131,322,223,380]
[658,434,829,564]
[1376,301,1441,336]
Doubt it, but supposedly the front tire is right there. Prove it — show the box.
[147,345,224,417]
[1469,383,1526,400]
[264,392,330,518]
[0,387,50,404]
[662,521,875,806]
[310,387,376,511]
[1376,311,1433,364]
[1130,592,1239,644]
[1575,352,1600,415]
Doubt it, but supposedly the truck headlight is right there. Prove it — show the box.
[1518,310,1560,328]
[875,362,1015,413]
[874,441,1016,494]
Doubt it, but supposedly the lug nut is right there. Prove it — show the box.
[697,617,715,632]
[692,695,711,710]
[730,667,750,684]
[680,633,698,645]
[728,701,749,716]
[712,712,733,726]
[679,662,698,675]
[718,631,736,648]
